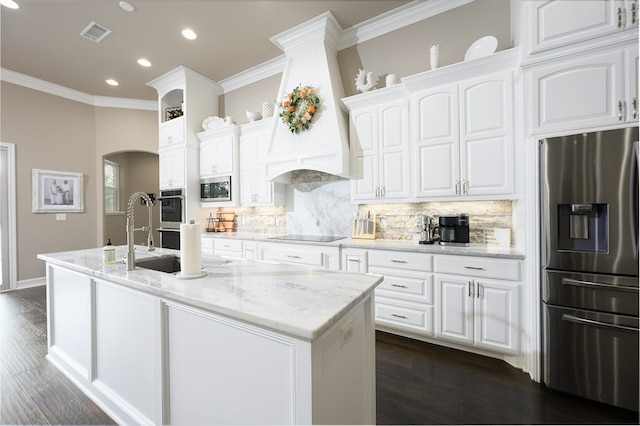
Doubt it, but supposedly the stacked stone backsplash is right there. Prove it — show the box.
[204,170,514,246]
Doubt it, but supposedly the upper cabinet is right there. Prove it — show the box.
[529,46,637,134]
[406,53,517,200]
[343,86,412,203]
[197,125,239,178]
[239,119,286,207]
[527,0,637,55]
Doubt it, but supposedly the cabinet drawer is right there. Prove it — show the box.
[268,248,324,267]
[435,255,520,281]
[371,267,433,304]
[214,238,242,252]
[368,250,432,272]
[375,298,434,334]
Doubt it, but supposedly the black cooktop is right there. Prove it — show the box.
[268,235,346,243]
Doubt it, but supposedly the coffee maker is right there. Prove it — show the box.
[438,214,470,246]
[418,215,438,244]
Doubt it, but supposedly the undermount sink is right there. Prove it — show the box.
[135,254,181,274]
[135,254,229,274]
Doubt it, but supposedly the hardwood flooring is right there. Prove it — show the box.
[1,286,638,425]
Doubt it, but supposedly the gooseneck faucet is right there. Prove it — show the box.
[126,191,155,271]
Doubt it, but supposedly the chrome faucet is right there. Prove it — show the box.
[126,191,155,271]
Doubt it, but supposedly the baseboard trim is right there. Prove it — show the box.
[17,277,46,290]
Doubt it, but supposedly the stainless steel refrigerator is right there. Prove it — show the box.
[540,127,639,412]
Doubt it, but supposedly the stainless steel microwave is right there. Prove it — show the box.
[200,176,231,202]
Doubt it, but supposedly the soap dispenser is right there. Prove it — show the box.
[103,238,115,264]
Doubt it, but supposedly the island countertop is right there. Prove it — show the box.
[38,246,382,340]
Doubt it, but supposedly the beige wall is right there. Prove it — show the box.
[1,82,97,281]
[221,74,282,125]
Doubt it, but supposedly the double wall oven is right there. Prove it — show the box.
[540,128,639,412]
[157,189,184,250]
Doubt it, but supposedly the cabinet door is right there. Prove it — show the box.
[532,50,625,133]
[239,134,258,205]
[474,279,519,354]
[460,71,514,196]
[342,249,368,273]
[625,45,639,121]
[159,117,184,148]
[159,148,185,189]
[350,107,379,202]
[414,85,460,198]
[436,274,473,345]
[200,136,234,177]
[253,130,274,204]
[528,0,620,54]
[378,99,411,200]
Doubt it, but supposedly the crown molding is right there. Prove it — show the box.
[2,0,475,101]
[1,67,156,110]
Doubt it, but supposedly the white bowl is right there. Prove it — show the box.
[464,36,498,61]
[245,111,262,122]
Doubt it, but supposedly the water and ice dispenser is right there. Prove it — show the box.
[557,203,608,253]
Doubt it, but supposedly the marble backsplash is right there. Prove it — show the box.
[205,170,514,245]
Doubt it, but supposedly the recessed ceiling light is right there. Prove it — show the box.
[119,1,135,12]
[137,58,151,67]
[181,28,197,40]
[0,0,20,9]
[106,79,119,86]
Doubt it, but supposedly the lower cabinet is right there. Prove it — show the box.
[435,255,521,355]
[213,237,243,258]
[367,249,435,337]
[260,242,340,270]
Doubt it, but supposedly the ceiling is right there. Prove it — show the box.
[1,0,411,100]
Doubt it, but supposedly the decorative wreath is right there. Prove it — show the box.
[278,85,320,134]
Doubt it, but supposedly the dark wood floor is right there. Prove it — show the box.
[1,286,638,425]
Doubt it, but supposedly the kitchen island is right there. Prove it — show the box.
[37,246,382,425]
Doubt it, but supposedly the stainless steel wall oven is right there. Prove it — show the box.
[157,189,184,249]
[540,128,639,412]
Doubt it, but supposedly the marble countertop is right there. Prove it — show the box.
[203,232,525,260]
[38,246,382,340]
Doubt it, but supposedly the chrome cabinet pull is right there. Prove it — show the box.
[463,180,469,195]
[633,97,638,119]
[391,313,408,319]
[562,277,638,292]
[476,282,481,298]
[380,186,386,198]
[391,260,408,264]
[375,186,380,198]
[464,266,485,271]
[468,281,473,297]
[618,100,625,121]
[562,314,639,333]
[455,180,460,195]
[286,255,301,259]
[347,258,361,263]
[618,7,625,28]
[391,284,408,288]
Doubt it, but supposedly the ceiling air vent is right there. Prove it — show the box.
[80,21,112,43]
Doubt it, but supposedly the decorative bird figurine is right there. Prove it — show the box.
[355,69,378,93]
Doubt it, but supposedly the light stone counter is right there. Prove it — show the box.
[202,232,525,260]
[37,245,382,340]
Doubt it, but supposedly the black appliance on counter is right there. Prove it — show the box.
[438,214,469,246]
[540,127,639,412]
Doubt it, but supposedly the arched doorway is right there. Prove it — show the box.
[102,151,159,246]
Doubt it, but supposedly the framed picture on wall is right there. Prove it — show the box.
[32,169,84,213]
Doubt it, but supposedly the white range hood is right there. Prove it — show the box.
[265,12,350,181]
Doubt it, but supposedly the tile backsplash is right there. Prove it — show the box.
[202,170,514,245]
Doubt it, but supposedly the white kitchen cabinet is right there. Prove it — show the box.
[414,70,514,199]
[527,0,637,55]
[341,248,368,273]
[239,119,286,206]
[260,242,340,271]
[369,250,435,337]
[159,146,186,189]
[530,47,638,133]
[201,235,214,256]
[197,125,238,178]
[214,237,243,259]
[435,255,521,355]
[159,116,185,148]
[243,240,259,261]
[345,91,412,203]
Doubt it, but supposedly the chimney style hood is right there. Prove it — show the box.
[265,12,350,181]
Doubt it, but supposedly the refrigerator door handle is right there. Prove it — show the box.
[633,141,639,262]
[562,314,639,334]
[562,277,639,292]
